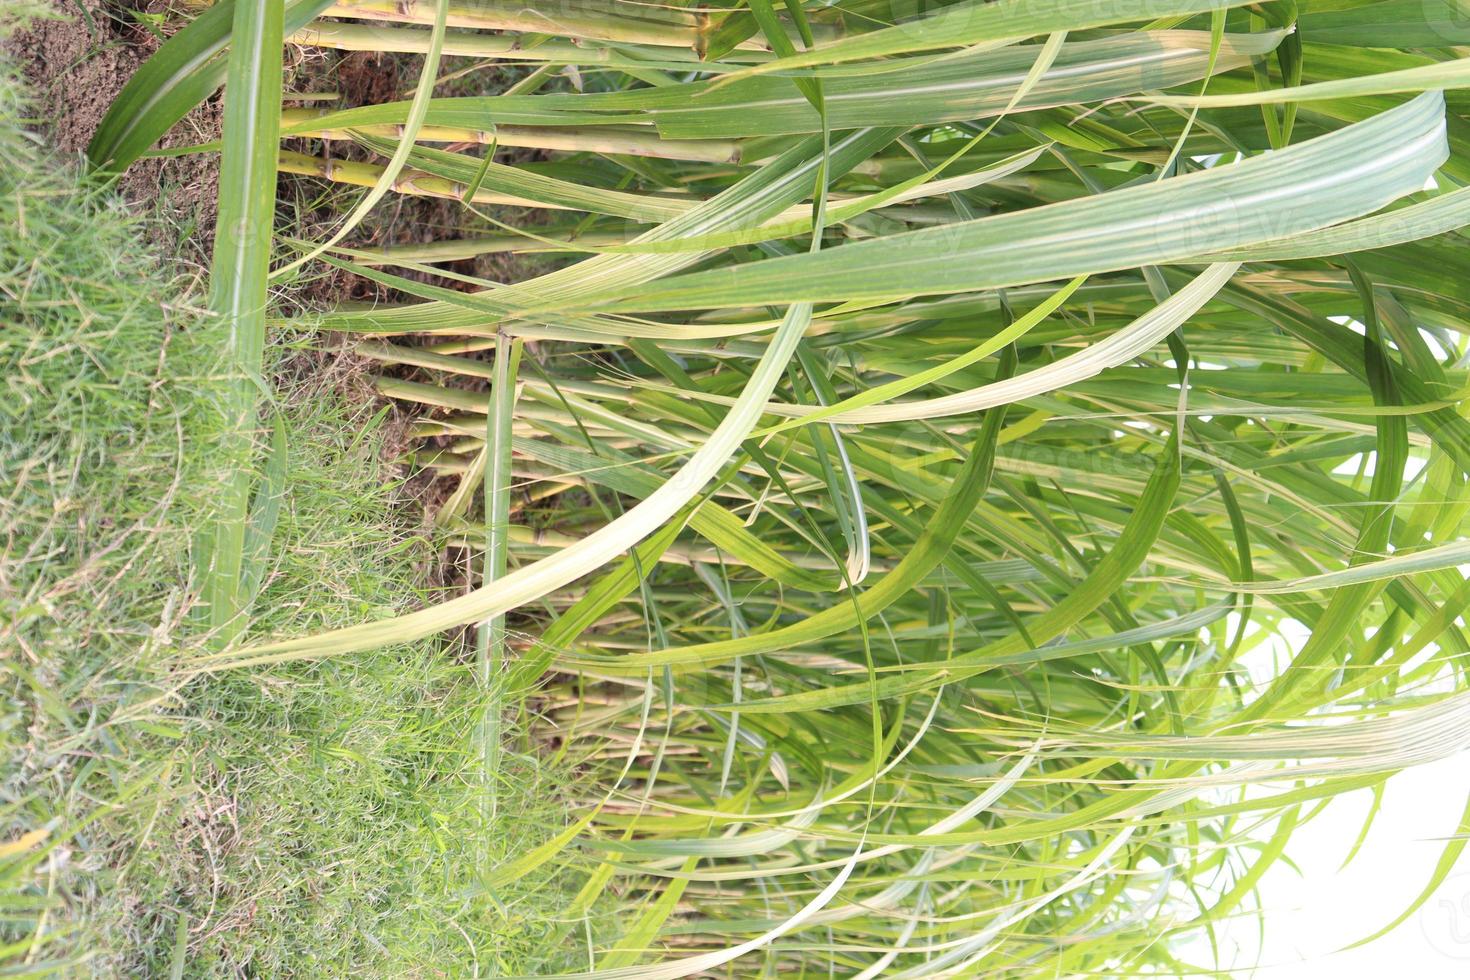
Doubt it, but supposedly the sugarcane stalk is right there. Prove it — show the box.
[292,20,771,64]
[281,106,744,164]
[327,0,717,50]
[446,523,895,573]
[346,231,626,265]
[321,0,833,51]
[277,148,559,209]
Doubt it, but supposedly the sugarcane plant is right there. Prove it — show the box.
[95,0,1470,974]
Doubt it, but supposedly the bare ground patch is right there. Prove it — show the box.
[6,0,222,253]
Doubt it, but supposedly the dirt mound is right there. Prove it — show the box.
[6,0,221,248]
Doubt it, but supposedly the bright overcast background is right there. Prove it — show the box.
[1176,613,1470,977]
[1216,385,1470,977]
[1233,755,1470,977]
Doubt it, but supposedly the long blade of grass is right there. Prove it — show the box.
[195,0,287,645]
[538,94,1446,314]
[479,334,523,835]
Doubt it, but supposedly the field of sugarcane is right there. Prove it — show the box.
[7,0,1470,974]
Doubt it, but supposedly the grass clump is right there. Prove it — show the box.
[0,57,583,975]
[103,382,590,975]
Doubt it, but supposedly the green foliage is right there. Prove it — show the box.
[0,62,585,974]
[1,53,198,974]
[80,0,1470,974]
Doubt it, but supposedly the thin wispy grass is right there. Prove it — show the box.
[0,48,591,972]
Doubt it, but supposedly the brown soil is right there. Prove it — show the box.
[6,0,224,254]
[5,0,537,288]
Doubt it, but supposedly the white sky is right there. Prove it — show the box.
[1203,753,1470,977]
[1171,615,1470,976]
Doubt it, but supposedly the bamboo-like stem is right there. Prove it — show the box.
[325,0,717,50]
[478,332,521,837]
[277,147,907,242]
[276,148,561,209]
[320,0,835,51]
[375,371,623,408]
[447,524,897,573]
[292,20,770,65]
[422,336,497,355]
[376,377,706,448]
[360,341,497,379]
[277,149,713,222]
[345,232,626,265]
[281,107,744,164]
[376,376,508,413]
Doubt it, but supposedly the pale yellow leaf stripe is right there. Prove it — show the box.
[759,262,1238,427]
[194,302,815,669]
